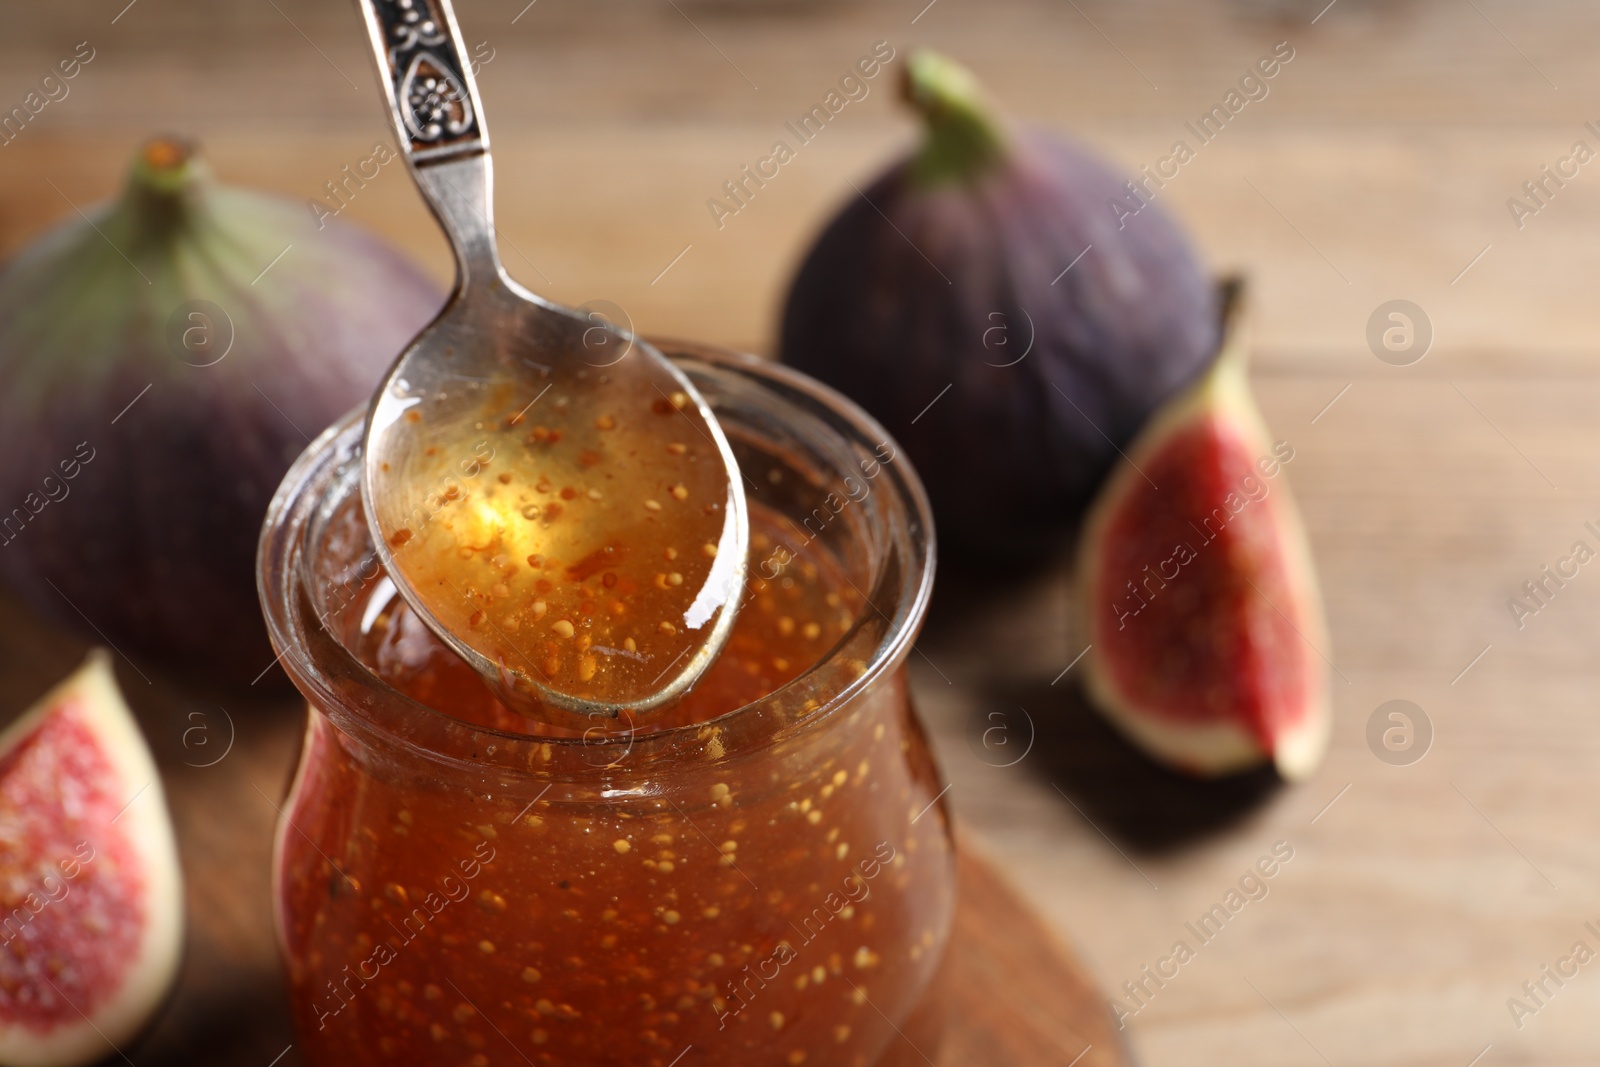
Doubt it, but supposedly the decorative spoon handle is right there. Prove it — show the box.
[354,0,500,281]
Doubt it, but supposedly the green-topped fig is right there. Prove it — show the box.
[0,139,440,685]
[780,52,1218,565]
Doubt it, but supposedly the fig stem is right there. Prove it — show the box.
[902,51,1009,186]
[1178,278,1253,415]
[115,137,210,241]
[128,137,204,198]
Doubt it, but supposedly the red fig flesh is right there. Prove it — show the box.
[0,652,183,1066]
[1079,285,1329,780]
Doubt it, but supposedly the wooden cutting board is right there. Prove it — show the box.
[941,845,1132,1067]
[0,598,1130,1067]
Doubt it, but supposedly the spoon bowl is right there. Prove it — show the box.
[354,0,747,728]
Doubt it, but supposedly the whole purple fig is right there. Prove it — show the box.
[0,139,441,685]
[780,52,1218,566]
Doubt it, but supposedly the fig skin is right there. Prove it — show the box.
[0,140,441,686]
[780,53,1218,566]
[0,651,185,1067]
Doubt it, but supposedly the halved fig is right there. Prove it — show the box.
[1078,282,1330,780]
[0,652,183,1066]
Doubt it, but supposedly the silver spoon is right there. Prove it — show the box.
[353,0,747,729]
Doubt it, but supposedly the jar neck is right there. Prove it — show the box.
[257,343,935,786]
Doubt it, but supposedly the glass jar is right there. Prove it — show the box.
[257,342,954,1067]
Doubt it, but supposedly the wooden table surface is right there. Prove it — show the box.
[6,1,1600,1064]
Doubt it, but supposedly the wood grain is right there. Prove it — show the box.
[4,2,1600,1065]
[5,0,1600,361]
[945,841,1132,1067]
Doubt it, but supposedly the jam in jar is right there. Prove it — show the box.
[258,344,953,1067]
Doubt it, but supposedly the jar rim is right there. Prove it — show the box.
[255,343,936,779]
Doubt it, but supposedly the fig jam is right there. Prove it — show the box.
[264,349,953,1067]
[353,512,859,738]
[376,381,745,713]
